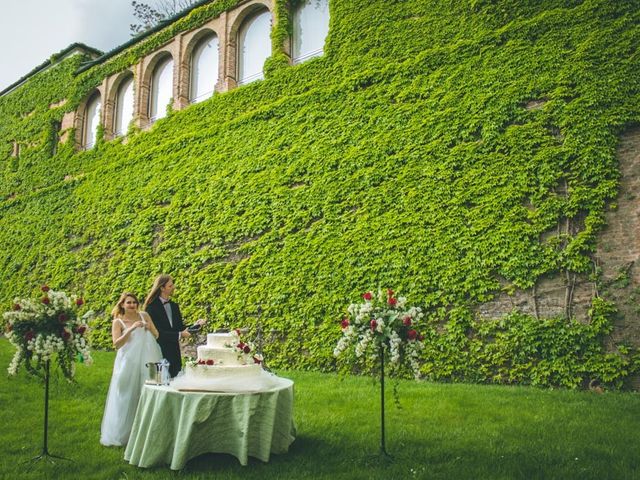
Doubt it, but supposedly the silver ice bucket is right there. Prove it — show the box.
[146,359,171,385]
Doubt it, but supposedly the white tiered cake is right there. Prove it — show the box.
[171,330,287,392]
[191,332,262,378]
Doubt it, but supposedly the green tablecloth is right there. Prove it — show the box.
[124,381,296,469]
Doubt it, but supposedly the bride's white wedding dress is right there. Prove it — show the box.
[100,314,162,446]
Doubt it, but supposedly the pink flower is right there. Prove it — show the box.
[58,313,68,323]
[206,359,214,365]
[363,292,372,301]
[402,316,412,326]
[341,318,350,329]
[41,285,50,292]
[407,329,417,340]
[12,303,21,311]
[388,297,398,307]
[75,298,84,307]
[42,297,50,305]
[370,319,377,331]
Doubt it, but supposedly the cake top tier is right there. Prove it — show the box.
[207,332,239,349]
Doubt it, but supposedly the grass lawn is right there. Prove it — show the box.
[0,338,639,480]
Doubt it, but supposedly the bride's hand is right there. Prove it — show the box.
[132,320,144,330]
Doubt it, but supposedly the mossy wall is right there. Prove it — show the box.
[1,0,639,387]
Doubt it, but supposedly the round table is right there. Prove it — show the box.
[124,379,296,470]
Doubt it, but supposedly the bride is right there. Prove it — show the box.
[100,292,162,446]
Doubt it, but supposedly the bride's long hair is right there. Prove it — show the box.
[144,274,173,308]
[111,292,140,318]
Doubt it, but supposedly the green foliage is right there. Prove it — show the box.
[1,0,639,388]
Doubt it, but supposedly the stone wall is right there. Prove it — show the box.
[476,127,640,350]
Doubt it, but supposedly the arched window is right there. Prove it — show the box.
[83,92,101,149]
[292,0,330,64]
[238,10,272,85]
[114,75,134,136]
[149,56,174,122]
[190,34,219,103]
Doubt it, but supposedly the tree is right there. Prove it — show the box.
[130,0,199,36]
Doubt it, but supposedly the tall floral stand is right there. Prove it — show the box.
[377,345,393,462]
[25,360,72,469]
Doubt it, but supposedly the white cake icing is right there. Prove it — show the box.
[171,330,292,393]
[173,330,268,391]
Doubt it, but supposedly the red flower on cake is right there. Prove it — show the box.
[206,359,214,365]
[253,356,262,364]
[243,345,251,354]
[197,359,206,365]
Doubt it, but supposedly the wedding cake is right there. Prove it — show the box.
[189,331,262,378]
[171,330,286,392]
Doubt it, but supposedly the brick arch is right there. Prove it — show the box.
[75,87,104,149]
[104,70,134,139]
[225,2,273,87]
[182,28,220,101]
[140,51,174,122]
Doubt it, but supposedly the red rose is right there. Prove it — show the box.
[42,297,50,305]
[25,330,35,341]
[363,292,372,301]
[253,356,262,364]
[237,342,245,350]
[341,318,350,329]
[75,325,87,335]
[197,359,206,365]
[243,345,251,354]
[61,330,71,341]
[58,313,68,323]
[234,328,242,336]
[407,329,417,340]
[12,303,21,311]
[75,298,84,306]
[206,359,214,365]
[370,319,377,331]
[403,316,412,326]
[388,297,398,306]
[41,285,50,292]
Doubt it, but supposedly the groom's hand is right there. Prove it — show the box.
[180,329,191,339]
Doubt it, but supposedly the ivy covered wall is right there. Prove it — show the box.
[1,0,639,388]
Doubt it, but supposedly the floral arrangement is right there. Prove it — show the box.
[334,289,425,378]
[227,329,263,365]
[3,285,94,380]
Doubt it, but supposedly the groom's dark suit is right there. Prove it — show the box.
[146,297,184,377]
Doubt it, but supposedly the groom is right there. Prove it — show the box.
[144,274,192,378]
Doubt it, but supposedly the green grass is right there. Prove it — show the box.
[0,338,639,480]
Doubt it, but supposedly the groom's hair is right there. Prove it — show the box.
[144,274,173,308]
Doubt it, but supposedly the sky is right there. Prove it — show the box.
[0,0,138,91]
